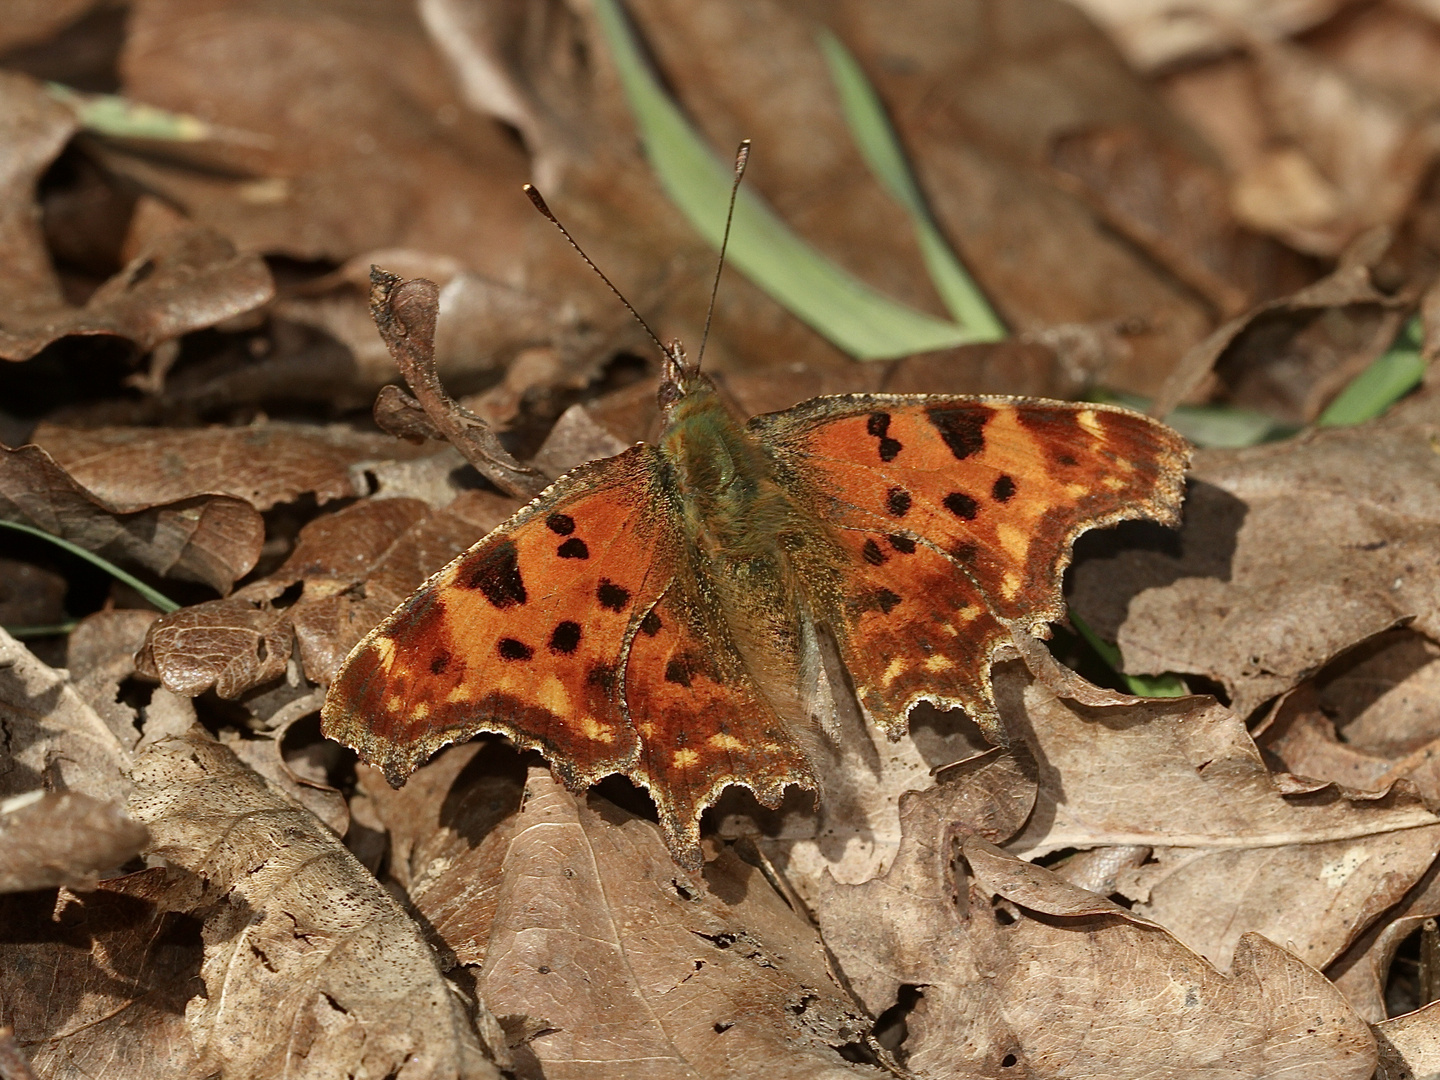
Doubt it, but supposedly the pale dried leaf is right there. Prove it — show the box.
[478,768,869,1079]
[1118,388,1440,719]
[1003,673,1440,972]
[0,627,130,802]
[128,731,502,1080]
[0,791,148,892]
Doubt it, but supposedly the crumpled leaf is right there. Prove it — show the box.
[30,420,439,511]
[0,866,205,1080]
[0,626,130,803]
[0,790,148,893]
[128,730,503,1080]
[66,608,162,751]
[0,441,263,595]
[1001,671,1440,973]
[136,489,516,698]
[1113,387,1440,720]
[476,767,869,1078]
[816,756,1377,1079]
[1375,998,1440,1079]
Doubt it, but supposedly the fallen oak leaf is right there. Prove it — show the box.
[127,729,504,1080]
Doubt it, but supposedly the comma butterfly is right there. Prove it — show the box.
[322,159,1189,871]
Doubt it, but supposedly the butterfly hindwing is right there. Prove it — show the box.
[758,394,1189,735]
[322,445,677,789]
[623,571,813,868]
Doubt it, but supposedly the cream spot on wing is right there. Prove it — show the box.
[370,635,397,669]
[882,655,907,686]
[953,605,980,626]
[411,701,430,721]
[1065,482,1091,498]
[1077,409,1104,438]
[1102,475,1127,491]
[446,685,470,704]
[709,733,745,751]
[673,748,700,768]
[534,674,571,717]
[924,654,955,673]
[996,522,1028,562]
[1001,570,1023,599]
[386,694,403,712]
[578,714,615,745]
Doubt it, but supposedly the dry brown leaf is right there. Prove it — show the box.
[1375,997,1440,1079]
[1001,672,1440,973]
[0,791,148,893]
[0,627,130,803]
[136,489,516,699]
[477,767,869,1079]
[0,556,67,631]
[0,441,263,594]
[1069,0,1348,71]
[0,866,205,1080]
[354,740,528,968]
[30,421,436,512]
[1114,386,1440,719]
[817,761,1377,1078]
[66,608,162,752]
[128,730,503,1080]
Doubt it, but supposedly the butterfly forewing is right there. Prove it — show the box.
[757,395,1188,738]
[322,446,678,788]
[757,396,1189,625]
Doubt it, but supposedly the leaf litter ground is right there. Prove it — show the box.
[5,2,1440,1078]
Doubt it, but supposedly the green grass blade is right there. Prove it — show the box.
[1317,315,1427,428]
[818,30,1006,341]
[1092,389,1297,448]
[4,621,81,639]
[591,0,984,360]
[0,519,180,613]
[1069,609,1188,698]
[46,82,213,141]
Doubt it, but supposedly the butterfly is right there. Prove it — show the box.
[322,341,1189,870]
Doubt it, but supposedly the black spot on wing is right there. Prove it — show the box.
[461,539,527,608]
[866,411,902,462]
[597,579,631,612]
[546,513,576,535]
[874,589,902,615]
[886,487,912,517]
[429,650,451,675]
[664,657,693,687]
[640,610,662,636]
[548,621,582,654]
[950,541,979,563]
[557,537,589,559]
[498,637,533,661]
[992,475,1016,502]
[862,538,887,566]
[888,533,916,554]
[944,491,979,520]
[927,404,991,460]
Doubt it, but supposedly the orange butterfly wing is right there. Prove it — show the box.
[322,446,677,791]
[757,396,1190,738]
[322,444,816,869]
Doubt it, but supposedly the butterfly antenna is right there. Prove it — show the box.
[523,183,669,360]
[696,140,750,370]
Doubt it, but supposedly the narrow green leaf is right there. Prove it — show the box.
[1092,389,1297,448]
[1317,315,1427,428]
[591,0,984,359]
[1069,609,1188,698]
[47,82,214,142]
[818,30,1006,341]
[0,520,180,613]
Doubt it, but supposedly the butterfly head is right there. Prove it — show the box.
[657,339,709,414]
